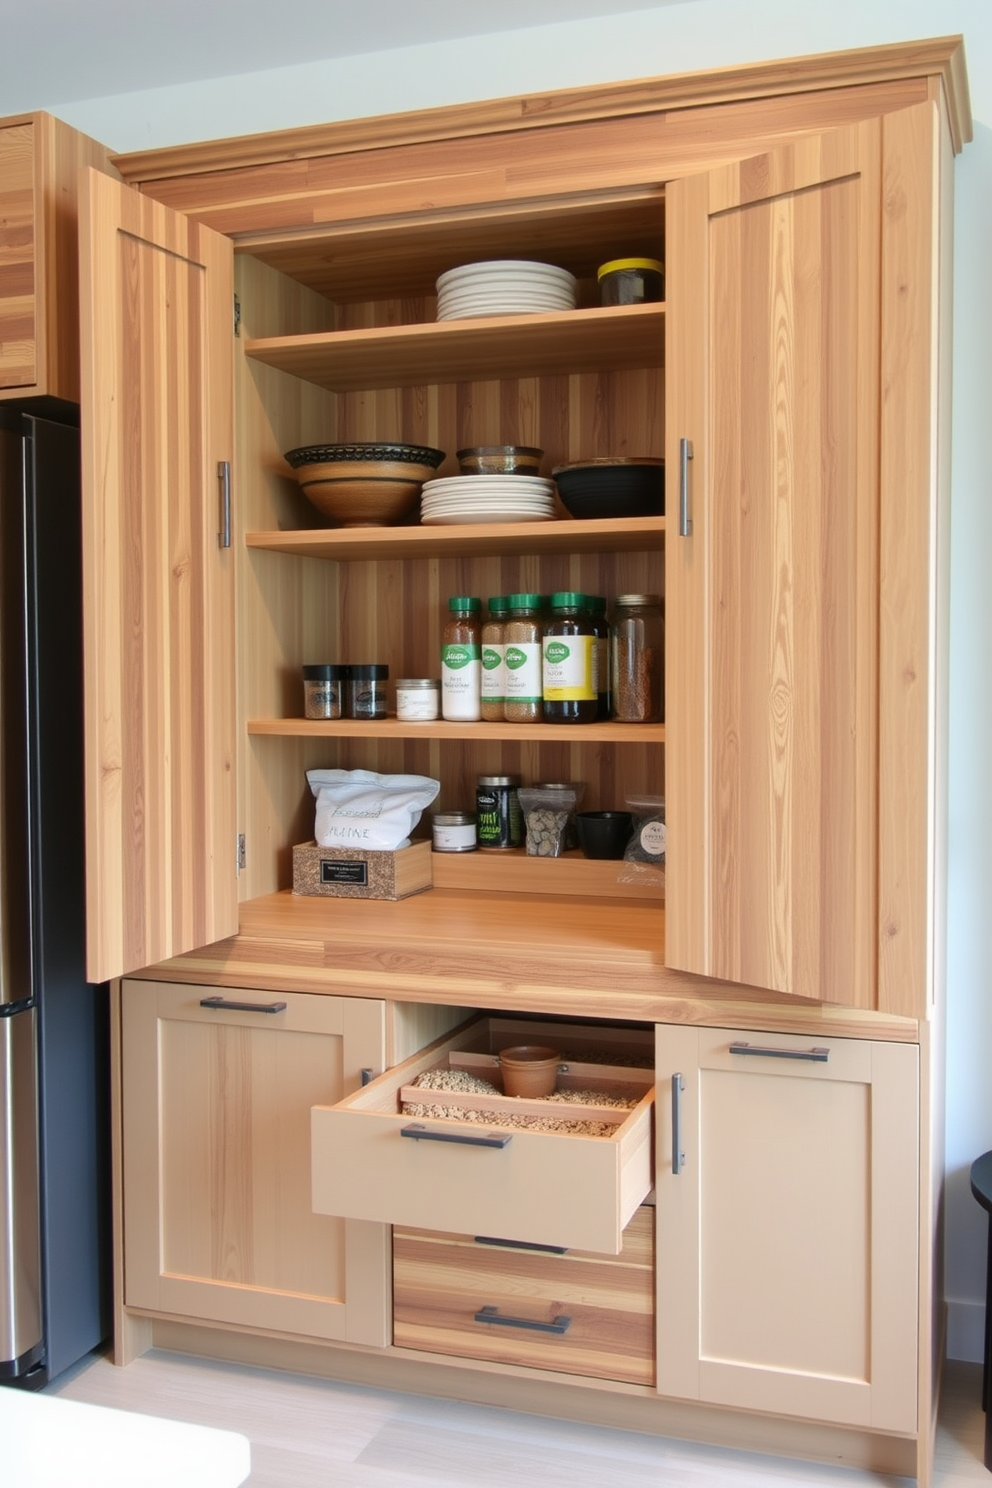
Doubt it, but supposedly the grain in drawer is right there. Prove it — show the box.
[312,1016,655,1254]
[393,1206,655,1384]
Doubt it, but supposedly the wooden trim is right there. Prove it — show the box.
[111,36,971,185]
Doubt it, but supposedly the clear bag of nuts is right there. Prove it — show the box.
[519,783,584,857]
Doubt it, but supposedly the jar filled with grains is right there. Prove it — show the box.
[503,593,544,723]
[611,594,664,722]
[302,664,347,720]
[481,596,509,722]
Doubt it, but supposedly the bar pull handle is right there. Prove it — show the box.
[199,995,287,1014]
[729,1042,830,1063]
[679,437,693,537]
[672,1073,685,1175]
[218,460,231,548]
[473,1306,571,1335]
[401,1122,511,1149]
[474,1236,567,1255]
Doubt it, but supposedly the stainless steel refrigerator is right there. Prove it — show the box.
[0,404,110,1388]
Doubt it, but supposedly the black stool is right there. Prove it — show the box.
[970,1151,992,1469]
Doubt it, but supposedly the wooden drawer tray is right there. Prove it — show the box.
[393,1206,655,1385]
[312,1017,654,1254]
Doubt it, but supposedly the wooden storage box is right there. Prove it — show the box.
[292,839,432,900]
[393,1206,655,1384]
[312,1016,655,1254]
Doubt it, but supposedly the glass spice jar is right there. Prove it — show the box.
[302,663,347,720]
[542,592,597,724]
[503,592,544,723]
[346,664,389,719]
[611,594,664,722]
[441,596,482,721]
[481,596,509,722]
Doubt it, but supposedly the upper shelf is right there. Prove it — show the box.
[243,302,664,393]
[245,514,665,561]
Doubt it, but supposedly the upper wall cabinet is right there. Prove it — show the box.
[665,103,946,1019]
[0,113,117,403]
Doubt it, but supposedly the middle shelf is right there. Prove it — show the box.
[247,717,665,741]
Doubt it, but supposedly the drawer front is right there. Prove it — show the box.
[312,1017,655,1255]
[394,1207,655,1384]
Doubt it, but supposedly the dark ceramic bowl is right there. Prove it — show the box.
[553,458,664,520]
[284,442,445,526]
[575,810,634,860]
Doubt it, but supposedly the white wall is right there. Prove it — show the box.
[51,0,992,1361]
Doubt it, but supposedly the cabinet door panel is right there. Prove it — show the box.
[655,1025,919,1431]
[80,169,237,982]
[121,980,389,1346]
[666,104,939,1014]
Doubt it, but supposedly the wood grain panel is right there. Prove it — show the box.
[0,122,35,387]
[121,979,390,1344]
[666,116,885,1010]
[393,1208,654,1384]
[123,78,941,242]
[80,169,237,981]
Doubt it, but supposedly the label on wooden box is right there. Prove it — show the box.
[292,840,432,900]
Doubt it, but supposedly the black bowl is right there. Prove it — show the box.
[575,810,634,860]
[553,458,664,520]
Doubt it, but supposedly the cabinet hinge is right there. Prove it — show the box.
[233,294,241,337]
[237,833,246,874]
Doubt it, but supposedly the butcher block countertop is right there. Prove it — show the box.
[134,887,921,1043]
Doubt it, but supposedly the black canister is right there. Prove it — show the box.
[476,774,523,850]
[346,664,389,719]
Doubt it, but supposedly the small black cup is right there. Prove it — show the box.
[575,810,634,860]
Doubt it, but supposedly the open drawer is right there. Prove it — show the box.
[312,1016,655,1254]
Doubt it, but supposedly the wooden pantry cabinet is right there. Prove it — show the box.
[74,34,966,1487]
[0,113,116,401]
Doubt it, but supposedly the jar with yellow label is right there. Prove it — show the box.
[542,592,597,725]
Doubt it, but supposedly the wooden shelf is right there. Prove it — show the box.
[246,514,664,561]
[243,302,664,392]
[247,717,665,743]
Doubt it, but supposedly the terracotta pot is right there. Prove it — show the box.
[499,1045,560,1098]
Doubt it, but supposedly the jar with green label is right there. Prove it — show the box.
[542,592,597,724]
[503,593,544,723]
[481,596,508,722]
[441,596,482,721]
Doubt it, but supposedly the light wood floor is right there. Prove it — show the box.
[48,1350,988,1487]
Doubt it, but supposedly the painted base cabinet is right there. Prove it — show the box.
[655,1026,920,1431]
[120,980,391,1346]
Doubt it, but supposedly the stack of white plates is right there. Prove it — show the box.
[436,261,577,321]
[420,475,557,525]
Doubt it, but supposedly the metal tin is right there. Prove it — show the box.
[476,774,523,850]
[395,678,440,721]
[431,811,477,852]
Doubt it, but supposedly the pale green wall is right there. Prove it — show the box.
[45,0,992,1361]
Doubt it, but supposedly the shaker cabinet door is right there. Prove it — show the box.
[655,1025,919,1432]
[665,103,944,1015]
[79,169,238,982]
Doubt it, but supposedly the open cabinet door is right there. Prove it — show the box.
[665,102,943,1016]
[79,168,237,984]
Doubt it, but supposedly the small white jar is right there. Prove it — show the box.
[396,677,440,722]
[431,811,477,852]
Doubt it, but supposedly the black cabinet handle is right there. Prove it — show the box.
[400,1122,511,1149]
[474,1306,571,1335]
[474,1236,567,1254]
[199,996,287,1014]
